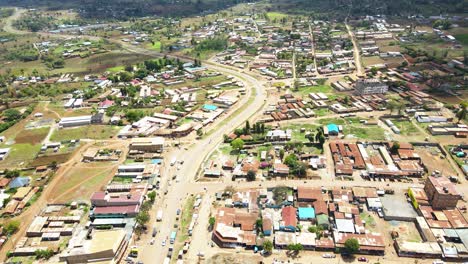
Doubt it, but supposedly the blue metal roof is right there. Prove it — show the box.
[327,123,339,133]
[203,104,218,111]
[298,207,316,219]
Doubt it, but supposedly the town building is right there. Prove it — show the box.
[355,79,388,95]
[424,176,462,210]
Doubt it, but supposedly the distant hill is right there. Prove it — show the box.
[0,0,465,19]
[267,0,466,18]
[0,0,255,19]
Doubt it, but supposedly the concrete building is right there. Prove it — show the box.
[59,229,127,263]
[424,176,462,210]
[129,137,165,153]
[355,79,388,95]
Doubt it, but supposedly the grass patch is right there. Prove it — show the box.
[149,41,161,51]
[50,125,120,142]
[360,212,376,230]
[14,127,50,144]
[178,195,196,242]
[107,65,124,72]
[343,125,385,140]
[454,34,468,46]
[0,143,41,167]
[219,144,233,155]
[283,123,318,142]
[314,108,330,117]
[390,119,420,136]
[266,12,288,20]
[296,85,332,96]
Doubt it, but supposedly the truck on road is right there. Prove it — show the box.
[170,231,177,244]
[156,210,163,221]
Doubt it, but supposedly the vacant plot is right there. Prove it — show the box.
[0,143,42,168]
[344,125,385,140]
[386,220,422,242]
[414,146,457,176]
[50,125,120,142]
[30,153,72,167]
[390,119,420,136]
[14,127,49,144]
[62,108,94,118]
[51,163,115,203]
[362,56,385,67]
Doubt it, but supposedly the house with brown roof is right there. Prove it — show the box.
[212,207,258,248]
[281,206,297,232]
[297,187,323,203]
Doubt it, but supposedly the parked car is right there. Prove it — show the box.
[358,257,368,262]
[176,209,181,215]
[162,240,166,247]
[322,253,336,258]
[152,227,157,237]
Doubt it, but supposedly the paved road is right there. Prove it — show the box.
[136,55,267,264]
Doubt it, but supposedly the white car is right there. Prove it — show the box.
[162,240,166,247]
[322,253,336,258]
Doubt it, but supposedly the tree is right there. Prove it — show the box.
[287,243,304,252]
[344,238,360,254]
[390,141,400,154]
[263,240,273,253]
[209,216,216,227]
[147,191,156,203]
[196,128,203,137]
[244,121,251,134]
[456,101,467,124]
[4,169,20,179]
[284,154,298,167]
[135,211,150,236]
[231,138,244,152]
[246,170,256,181]
[34,249,54,259]
[4,220,20,236]
[3,109,21,122]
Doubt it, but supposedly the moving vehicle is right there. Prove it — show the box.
[170,231,177,244]
[322,253,336,258]
[170,158,177,166]
[152,227,157,237]
[156,210,163,221]
[162,240,166,247]
[129,246,138,257]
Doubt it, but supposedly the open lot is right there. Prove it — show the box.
[49,162,116,203]
[414,145,457,176]
[14,127,49,144]
[50,125,120,142]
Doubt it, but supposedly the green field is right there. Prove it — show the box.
[343,125,385,140]
[50,125,120,142]
[106,65,125,73]
[296,85,332,96]
[390,119,420,136]
[455,34,468,46]
[149,41,162,51]
[0,143,42,167]
[266,12,288,20]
